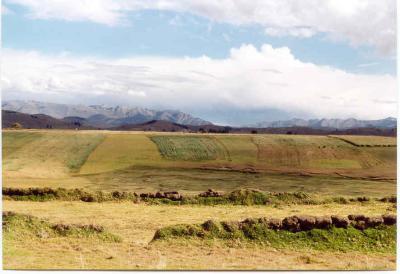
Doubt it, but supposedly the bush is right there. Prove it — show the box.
[3,212,121,242]
[11,122,23,129]
[331,197,349,204]
[151,215,397,253]
[153,224,204,240]
[3,187,391,207]
[2,187,139,203]
[227,189,270,205]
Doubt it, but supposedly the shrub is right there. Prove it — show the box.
[11,122,23,129]
[3,212,121,242]
[151,215,397,253]
[331,197,349,204]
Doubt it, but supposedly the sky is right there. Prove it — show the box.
[1,0,397,126]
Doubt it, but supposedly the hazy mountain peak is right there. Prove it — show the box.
[2,100,212,127]
[255,117,397,129]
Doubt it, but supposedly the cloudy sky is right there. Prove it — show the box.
[2,0,397,125]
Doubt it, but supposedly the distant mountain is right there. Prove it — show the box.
[2,100,212,128]
[3,110,395,136]
[114,120,233,133]
[115,120,191,132]
[2,100,397,131]
[254,117,397,129]
[113,120,395,137]
[2,110,92,129]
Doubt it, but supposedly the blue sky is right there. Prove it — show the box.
[3,5,395,75]
[1,0,397,125]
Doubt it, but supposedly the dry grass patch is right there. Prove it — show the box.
[330,135,397,147]
[2,131,43,158]
[3,200,396,270]
[3,200,395,243]
[252,135,364,169]
[3,131,104,178]
[4,238,396,270]
[79,134,162,174]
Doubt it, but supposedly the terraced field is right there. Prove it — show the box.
[150,135,229,161]
[2,130,396,194]
[3,131,104,178]
[2,131,43,157]
[330,135,397,147]
[251,134,394,171]
[78,166,395,196]
[214,135,258,165]
[80,134,162,174]
[2,129,397,270]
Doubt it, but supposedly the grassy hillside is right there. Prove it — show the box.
[2,130,396,196]
[2,131,43,157]
[2,129,397,270]
[3,131,104,178]
[150,135,229,161]
[79,134,162,174]
[215,135,258,164]
[251,134,392,170]
[330,135,397,146]
[78,167,395,196]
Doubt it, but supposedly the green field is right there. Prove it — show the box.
[2,130,397,195]
[150,135,229,161]
[2,129,397,270]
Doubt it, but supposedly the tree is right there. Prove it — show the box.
[11,122,22,129]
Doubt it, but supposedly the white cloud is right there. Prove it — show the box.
[4,0,396,54]
[265,27,315,38]
[127,89,146,97]
[2,45,396,121]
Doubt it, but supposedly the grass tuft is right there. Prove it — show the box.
[152,217,396,253]
[4,187,394,207]
[2,211,122,242]
[2,187,139,203]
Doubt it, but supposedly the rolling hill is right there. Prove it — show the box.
[114,120,396,136]
[2,130,396,194]
[1,110,93,129]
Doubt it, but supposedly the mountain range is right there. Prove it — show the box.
[2,100,211,128]
[2,100,397,130]
[254,117,397,129]
[3,110,396,137]
[2,110,94,129]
